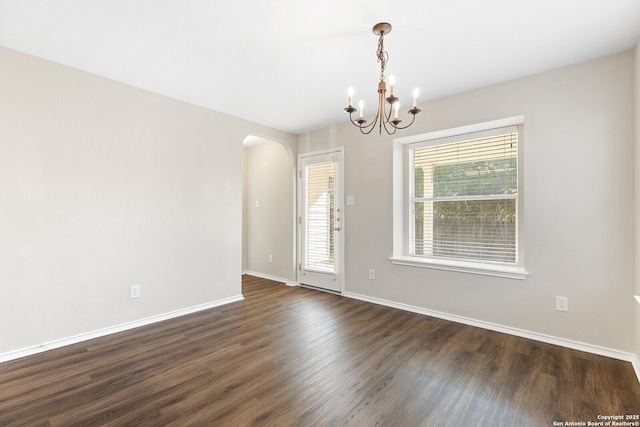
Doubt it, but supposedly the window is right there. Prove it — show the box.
[391,117,527,279]
[411,129,517,262]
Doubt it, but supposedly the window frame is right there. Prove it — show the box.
[391,117,528,280]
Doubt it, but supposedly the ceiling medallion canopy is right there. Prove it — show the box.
[344,22,421,135]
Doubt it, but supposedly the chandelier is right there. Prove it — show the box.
[344,22,421,135]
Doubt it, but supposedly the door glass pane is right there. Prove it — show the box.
[304,161,335,273]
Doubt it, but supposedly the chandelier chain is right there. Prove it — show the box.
[376,34,388,82]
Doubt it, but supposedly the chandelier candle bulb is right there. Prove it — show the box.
[394,102,399,119]
[358,100,364,119]
[412,88,419,108]
[389,75,395,96]
[348,87,354,107]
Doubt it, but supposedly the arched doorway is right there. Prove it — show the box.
[242,135,297,285]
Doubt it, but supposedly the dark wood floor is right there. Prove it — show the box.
[0,275,639,426]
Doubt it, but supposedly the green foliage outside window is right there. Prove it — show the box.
[414,157,517,263]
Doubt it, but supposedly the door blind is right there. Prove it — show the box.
[303,161,336,273]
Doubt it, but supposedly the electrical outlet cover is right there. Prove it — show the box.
[556,296,568,312]
[130,285,141,299]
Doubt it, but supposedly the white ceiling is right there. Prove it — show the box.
[1,1,639,135]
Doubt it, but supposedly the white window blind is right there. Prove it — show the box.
[410,128,518,265]
[303,161,336,273]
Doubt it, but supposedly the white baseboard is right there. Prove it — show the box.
[344,291,640,384]
[632,354,640,384]
[243,270,298,286]
[0,294,244,364]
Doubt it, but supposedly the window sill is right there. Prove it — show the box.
[389,256,529,280]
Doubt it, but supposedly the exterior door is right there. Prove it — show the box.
[298,148,344,293]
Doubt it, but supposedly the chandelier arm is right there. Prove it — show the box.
[380,98,400,135]
[349,111,379,135]
[381,109,399,135]
[360,124,379,135]
[384,101,394,122]
[361,111,380,135]
[388,112,417,130]
[359,119,380,134]
[382,120,399,135]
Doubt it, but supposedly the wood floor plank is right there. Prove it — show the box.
[0,275,638,426]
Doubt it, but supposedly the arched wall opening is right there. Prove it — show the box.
[242,135,297,284]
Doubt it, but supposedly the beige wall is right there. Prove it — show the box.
[299,51,636,352]
[1,43,637,359]
[0,47,296,354]
[242,140,296,282]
